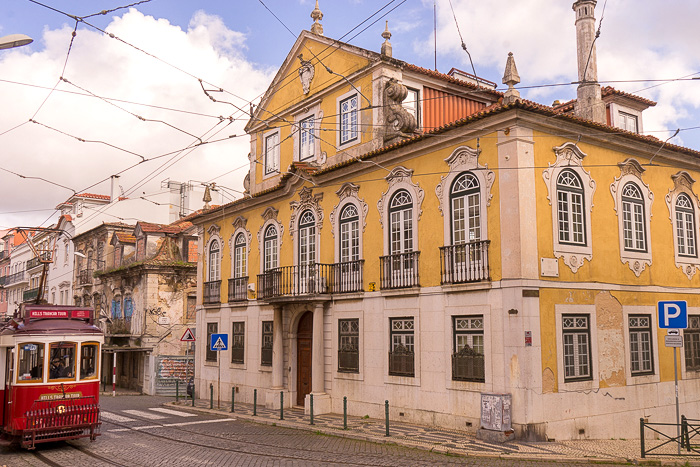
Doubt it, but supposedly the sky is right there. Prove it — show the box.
[1,0,699,230]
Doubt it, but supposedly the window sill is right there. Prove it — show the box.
[227,301,249,308]
[203,304,222,311]
[204,361,218,367]
[441,282,493,293]
[446,379,486,392]
[229,362,246,370]
[334,371,363,382]
[384,374,420,387]
[626,373,659,386]
[258,365,272,373]
[380,287,421,298]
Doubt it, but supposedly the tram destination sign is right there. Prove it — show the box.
[28,309,91,319]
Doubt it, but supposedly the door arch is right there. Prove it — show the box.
[296,311,313,406]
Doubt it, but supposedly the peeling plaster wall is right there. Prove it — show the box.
[595,291,625,388]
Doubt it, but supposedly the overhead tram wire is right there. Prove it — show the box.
[447,0,477,79]
[81,0,153,19]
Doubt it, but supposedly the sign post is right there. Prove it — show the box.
[658,300,687,454]
[181,329,196,397]
[210,333,228,409]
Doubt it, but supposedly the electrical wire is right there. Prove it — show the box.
[447,0,477,78]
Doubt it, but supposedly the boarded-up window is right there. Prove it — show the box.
[186,294,196,321]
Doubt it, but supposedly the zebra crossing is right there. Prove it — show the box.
[102,407,197,423]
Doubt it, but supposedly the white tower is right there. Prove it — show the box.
[573,0,605,124]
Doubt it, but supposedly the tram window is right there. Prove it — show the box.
[80,343,99,380]
[17,343,44,383]
[48,342,76,380]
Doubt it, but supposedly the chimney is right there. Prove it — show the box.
[573,0,605,124]
[110,175,121,202]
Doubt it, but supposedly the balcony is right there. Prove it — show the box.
[451,348,485,382]
[23,287,40,302]
[0,276,5,286]
[256,261,364,300]
[228,277,248,303]
[203,280,221,304]
[388,346,415,377]
[78,269,93,286]
[0,250,7,260]
[379,252,420,290]
[439,241,490,284]
[338,347,359,373]
[106,318,131,335]
[6,271,26,285]
[26,252,52,271]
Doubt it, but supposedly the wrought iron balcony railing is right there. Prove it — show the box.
[203,280,221,304]
[388,346,415,377]
[0,276,5,286]
[231,346,244,364]
[26,252,52,271]
[338,347,359,373]
[379,251,420,290]
[439,240,490,285]
[7,271,26,285]
[78,269,93,286]
[451,348,485,382]
[0,250,6,260]
[228,277,248,303]
[106,318,131,335]
[23,287,40,302]
[256,260,364,299]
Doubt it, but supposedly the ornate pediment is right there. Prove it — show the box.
[436,145,495,215]
[289,187,324,238]
[330,183,368,235]
[377,166,424,227]
[671,171,696,191]
[261,207,279,223]
[552,142,587,166]
[618,158,646,179]
[336,182,360,202]
[232,216,247,231]
[207,223,220,238]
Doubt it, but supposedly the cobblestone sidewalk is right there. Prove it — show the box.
[169,397,700,465]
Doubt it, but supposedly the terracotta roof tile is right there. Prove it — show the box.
[113,232,136,244]
[76,193,111,200]
[602,86,657,107]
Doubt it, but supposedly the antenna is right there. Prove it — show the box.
[434,1,437,71]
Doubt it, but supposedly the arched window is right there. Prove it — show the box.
[233,233,247,278]
[676,193,696,257]
[389,190,413,255]
[298,210,316,266]
[208,239,220,281]
[556,170,586,245]
[450,172,481,244]
[621,182,646,252]
[263,225,278,272]
[339,204,360,263]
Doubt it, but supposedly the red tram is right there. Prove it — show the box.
[0,304,103,448]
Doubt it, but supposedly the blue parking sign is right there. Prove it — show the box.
[210,333,228,351]
[658,301,688,329]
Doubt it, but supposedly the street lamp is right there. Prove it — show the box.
[0,34,33,50]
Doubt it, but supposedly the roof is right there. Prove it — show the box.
[602,86,657,107]
[137,221,193,235]
[113,232,136,244]
[75,193,111,201]
[404,63,502,98]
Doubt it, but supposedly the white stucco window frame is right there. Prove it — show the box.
[229,218,251,279]
[622,306,660,385]
[258,314,274,373]
[289,187,324,270]
[205,224,222,283]
[610,158,654,277]
[435,145,495,246]
[262,127,281,179]
[665,171,700,280]
[330,182,368,263]
[681,310,700,380]
[336,87,361,150]
[333,312,364,382]
[257,207,284,274]
[555,304,599,391]
[292,104,322,164]
[384,311,421,387]
[543,142,596,273]
[444,306,491,392]
[377,166,425,256]
[229,316,248,371]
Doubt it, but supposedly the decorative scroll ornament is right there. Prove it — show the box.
[231,216,247,231]
[383,78,418,146]
[435,145,495,216]
[377,166,424,227]
[257,207,284,248]
[329,182,369,235]
[289,186,324,239]
[298,54,315,95]
[207,223,221,238]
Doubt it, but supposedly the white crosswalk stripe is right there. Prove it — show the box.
[122,409,167,420]
[101,411,136,423]
[149,407,196,417]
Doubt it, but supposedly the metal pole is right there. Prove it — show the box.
[112,352,116,397]
[343,396,347,430]
[310,394,314,425]
[176,380,179,402]
[280,391,284,420]
[209,383,213,409]
[675,346,681,455]
[217,353,221,410]
[385,400,389,437]
[640,418,645,458]
[253,389,257,416]
[231,387,235,413]
[192,384,195,407]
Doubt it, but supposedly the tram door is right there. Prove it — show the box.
[2,347,13,429]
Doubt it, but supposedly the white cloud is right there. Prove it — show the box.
[0,9,272,229]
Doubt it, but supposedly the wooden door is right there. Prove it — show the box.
[296,312,313,406]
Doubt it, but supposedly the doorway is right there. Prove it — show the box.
[296,311,312,406]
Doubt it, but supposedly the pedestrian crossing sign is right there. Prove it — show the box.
[180,328,196,342]
[210,333,228,351]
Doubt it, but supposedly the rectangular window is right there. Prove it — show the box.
[338,319,359,373]
[629,315,653,376]
[403,88,420,127]
[619,111,638,133]
[206,322,218,362]
[340,94,358,145]
[685,315,700,371]
[562,314,592,381]
[452,316,485,382]
[186,294,196,321]
[264,132,280,175]
[17,342,44,382]
[80,342,99,380]
[388,317,414,377]
[261,321,273,366]
[299,116,315,161]
[49,342,76,381]
[231,322,245,364]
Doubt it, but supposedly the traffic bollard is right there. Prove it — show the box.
[280,391,284,420]
[210,383,213,409]
[253,389,257,416]
[176,380,179,402]
[385,400,389,437]
[231,387,235,413]
[310,394,314,425]
[192,386,195,407]
[343,396,347,430]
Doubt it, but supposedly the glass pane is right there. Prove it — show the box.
[17,342,44,382]
[49,342,76,380]
[80,343,99,379]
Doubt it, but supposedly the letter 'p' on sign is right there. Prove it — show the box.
[658,300,688,329]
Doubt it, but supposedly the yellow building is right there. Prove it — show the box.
[191,1,700,440]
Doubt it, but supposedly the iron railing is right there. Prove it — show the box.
[641,415,700,458]
[231,346,244,364]
[0,250,6,260]
[261,346,272,366]
[379,251,420,290]
[0,276,5,286]
[338,348,359,373]
[257,261,364,299]
[26,252,52,271]
[203,280,221,304]
[6,271,26,285]
[21,396,100,449]
[388,346,415,377]
[439,240,491,284]
[23,287,40,303]
[228,277,248,302]
[106,318,131,335]
[78,269,93,285]
[451,349,485,382]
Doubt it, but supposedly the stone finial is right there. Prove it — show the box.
[203,184,212,210]
[381,21,392,57]
[502,52,521,105]
[310,0,324,35]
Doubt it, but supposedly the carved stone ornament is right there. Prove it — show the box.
[435,145,495,216]
[665,171,700,279]
[257,209,284,250]
[298,54,315,95]
[232,216,247,231]
[289,186,324,239]
[377,166,425,228]
[229,227,252,257]
[329,182,369,236]
[542,142,596,274]
[261,206,279,223]
[207,223,221,238]
[382,78,418,146]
